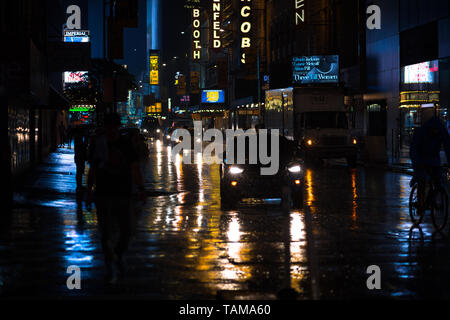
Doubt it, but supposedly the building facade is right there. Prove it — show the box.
[365,0,450,162]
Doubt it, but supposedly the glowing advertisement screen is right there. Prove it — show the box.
[149,54,159,85]
[64,71,88,84]
[293,55,339,84]
[201,90,225,104]
[402,60,439,84]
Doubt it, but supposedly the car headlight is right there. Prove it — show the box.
[288,165,302,173]
[229,166,244,174]
[156,129,161,133]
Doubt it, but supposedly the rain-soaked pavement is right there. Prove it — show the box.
[1,140,450,299]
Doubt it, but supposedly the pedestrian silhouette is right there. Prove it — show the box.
[73,126,88,192]
[87,113,145,285]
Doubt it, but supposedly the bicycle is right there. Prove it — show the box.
[409,166,449,232]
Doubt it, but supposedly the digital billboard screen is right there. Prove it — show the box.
[402,60,439,84]
[201,90,225,104]
[293,55,339,84]
[64,71,88,84]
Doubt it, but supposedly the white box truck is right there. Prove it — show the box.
[264,87,358,167]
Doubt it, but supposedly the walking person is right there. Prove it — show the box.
[74,126,88,192]
[86,113,145,284]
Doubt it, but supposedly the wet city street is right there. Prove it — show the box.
[1,140,450,299]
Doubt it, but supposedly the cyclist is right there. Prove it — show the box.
[410,109,450,217]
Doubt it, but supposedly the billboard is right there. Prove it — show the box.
[293,55,339,84]
[146,103,162,114]
[201,90,225,104]
[149,52,160,85]
[402,60,439,84]
[64,71,88,84]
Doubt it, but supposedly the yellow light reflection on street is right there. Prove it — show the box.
[227,216,241,242]
[156,139,162,175]
[351,169,359,229]
[305,169,314,206]
[289,211,307,292]
[175,153,183,183]
[196,152,205,205]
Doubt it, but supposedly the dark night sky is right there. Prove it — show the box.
[87,0,190,79]
[161,0,190,63]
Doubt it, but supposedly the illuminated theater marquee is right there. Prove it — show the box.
[212,0,221,48]
[240,0,252,64]
[192,8,201,60]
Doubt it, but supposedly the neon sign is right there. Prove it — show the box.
[212,0,222,49]
[295,0,305,26]
[192,8,201,60]
[149,52,159,85]
[64,30,90,43]
[240,0,252,64]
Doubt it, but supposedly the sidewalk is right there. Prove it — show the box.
[2,146,174,298]
[13,146,80,206]
[2,146,105,297]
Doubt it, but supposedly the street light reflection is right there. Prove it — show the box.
[64,230,94,265]
[227,216,241,242]
[156,139,162,175]
[305,169,314,206]
[289,211,307,292]
[351,169,359,229]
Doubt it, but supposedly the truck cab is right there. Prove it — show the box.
[265,87,358,167]
[298,109,358,166]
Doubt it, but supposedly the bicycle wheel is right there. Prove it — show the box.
[409,184,424,225]
[430,186,448,232]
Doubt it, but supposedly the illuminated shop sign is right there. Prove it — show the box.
[400,91,440,105]
[292,55,339,84]
[64,30,90,42]
[201,90,225,103]
[295,0,305,26]
[212,0,222,49]
[64,71,88,84]
[146,102,162,114]
[402,60,439,84]
[149,52,160,85]
[70,105,95,112]
[240,0,252,64]
[192,8,201,60]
